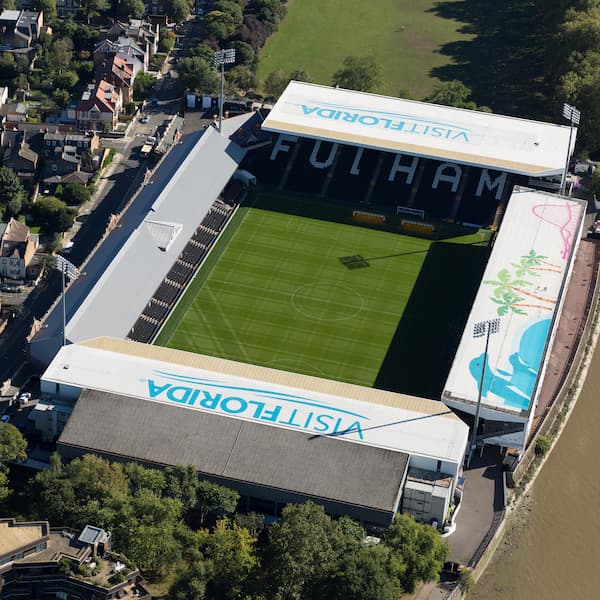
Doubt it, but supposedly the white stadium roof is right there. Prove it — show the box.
[443,188,586,419]
[263,81,575,176]
[43,337,469,465]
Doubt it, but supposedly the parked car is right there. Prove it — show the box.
[140,114,150,124]
[1,414,10,423]
[18,392,31,405]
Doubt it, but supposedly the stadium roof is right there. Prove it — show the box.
[30,127,245,365]
[58,388,409,515]
[442,187,586,418]
[263,81,575,176]
[44,337,469,464]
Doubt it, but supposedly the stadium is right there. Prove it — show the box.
[30,82,584,529]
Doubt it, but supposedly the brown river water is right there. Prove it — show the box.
[470,342,600,599]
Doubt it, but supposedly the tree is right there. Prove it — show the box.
[289,68,311,83]
[195,480,239,524]
[177,57,218,93]
[0,166,23,219]
[214,0,243,25]
[0,423,27,467]
[0,424,27,502]
[78,0,109,23]
[54,70,79,89]
[263,69,288,98]
[158,36,175,54]
[50,38,73,74]
[33,0,57,18]
[229,65,256,92]
[170,562,209,600]
[332,56,381,92]
[265,502,344,599]
[0,52,16,79]
[165,465,200,511]
[200,520,259,599]
[326,545,405,600]
[33,196,77,232]
[231,40,256,69]
[204,10,236,42]
[424,80,477,109]
[383,514,450,593]
[164,0,191,23]
[133,72,157,100]
[62,183,91,206]
[118,0,145,18]
[53,88,70,108]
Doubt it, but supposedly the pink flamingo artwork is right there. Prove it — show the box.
[531,202,583,260]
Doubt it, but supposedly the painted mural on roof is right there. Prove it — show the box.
[444,191,584,414]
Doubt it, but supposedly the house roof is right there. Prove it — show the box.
[3,218,28,243]
[77,80,120,115]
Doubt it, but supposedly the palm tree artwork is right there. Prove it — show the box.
[484,250,557,317]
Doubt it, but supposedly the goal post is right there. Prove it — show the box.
[397,206,425,220]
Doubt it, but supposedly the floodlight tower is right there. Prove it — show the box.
[214,48,236,133]
[467,317,501,467]
[54,255,79,347]
[560,103,580,196]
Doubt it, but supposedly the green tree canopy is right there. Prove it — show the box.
[0,423,27,466]
[170,562,209,600]
[195,479,239,524]
[50,38,73,74]
[62,183,91,206]
[200,520,259,599]
[133,72,157,100]
[383,514,450,593]
[331,56,381,92]
[0,166,23,219]
[424,80,477,109]
[78,0,109,23]
[264,69,288,98]
[177,57,218,93]
[33,0,57,18]
[118,0,145,18]
[265,502,352,599]
[204,10,236,42]
[164,0,192,23]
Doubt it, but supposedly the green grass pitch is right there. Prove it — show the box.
[156,198,489,394]
[256,0,472,99]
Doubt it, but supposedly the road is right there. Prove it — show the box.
[0,74,184,385]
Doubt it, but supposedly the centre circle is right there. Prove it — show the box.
[291,282,365,321]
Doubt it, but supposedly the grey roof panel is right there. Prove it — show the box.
[59,390,408,513]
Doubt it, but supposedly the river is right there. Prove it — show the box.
[470,341,600,599]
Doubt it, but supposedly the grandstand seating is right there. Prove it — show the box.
[239,135,516,227]
[127,198,238,344]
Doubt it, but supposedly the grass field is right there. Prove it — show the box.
[156,196,489,395]
[256,0,472,99]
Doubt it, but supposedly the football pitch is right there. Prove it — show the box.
[156,200,489,393]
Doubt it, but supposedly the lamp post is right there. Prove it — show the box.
[468,317,501,467]
[54,255,79,347]
[560,103,580,196]
[214,48,236,133]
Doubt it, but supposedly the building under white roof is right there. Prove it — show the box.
[30,126,246,366]
[263,81,575,176]
[442,187,586,449]
[43,337,469,527]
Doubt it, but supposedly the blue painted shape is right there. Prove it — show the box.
[469,319,552,411]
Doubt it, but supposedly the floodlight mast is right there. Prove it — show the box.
[54,255,79,347]
[467,317,501,467]
[214,49,236,133]
[560,103,580,196]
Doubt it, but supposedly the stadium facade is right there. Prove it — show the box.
[42,337,468,528]
[30,82,582,529]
